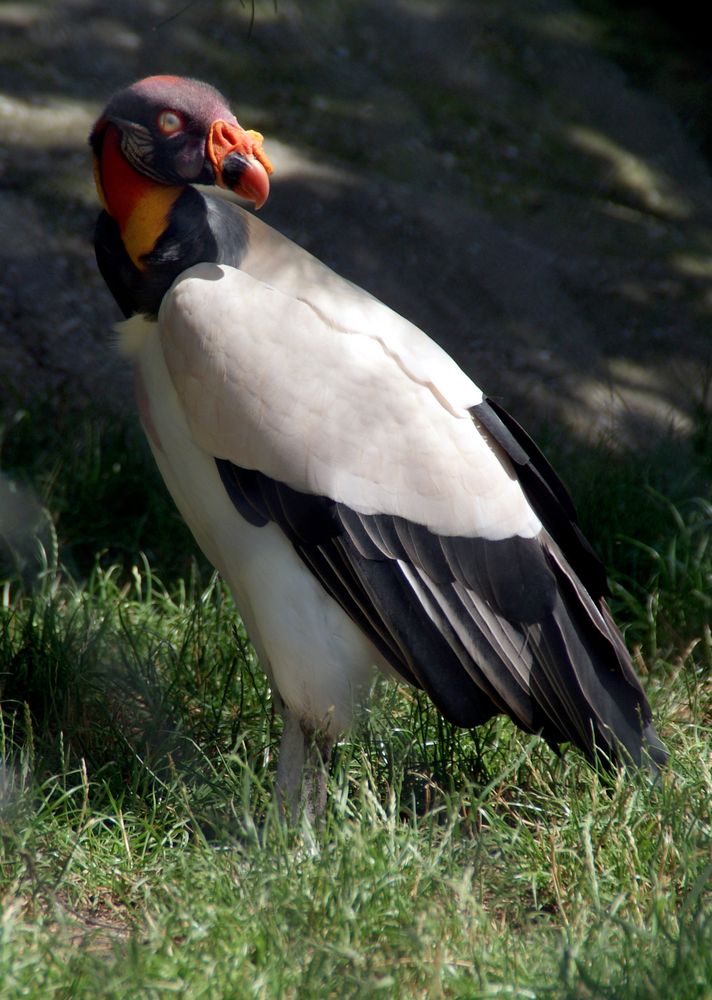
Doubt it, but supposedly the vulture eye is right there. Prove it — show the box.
[157,109,184,135]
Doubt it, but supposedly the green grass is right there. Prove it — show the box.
[1,409,711,998]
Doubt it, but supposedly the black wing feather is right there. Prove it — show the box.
[471,397,608,599]
[215,455,667,771]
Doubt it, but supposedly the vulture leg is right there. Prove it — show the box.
[275,709,334,824]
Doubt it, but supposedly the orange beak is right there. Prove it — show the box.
[207,119,273,209]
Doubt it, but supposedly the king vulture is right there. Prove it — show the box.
[90,76,667,821]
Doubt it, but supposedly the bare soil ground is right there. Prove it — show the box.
[1,0,711,450]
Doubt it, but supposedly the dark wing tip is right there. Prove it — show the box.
[471,397,609,599]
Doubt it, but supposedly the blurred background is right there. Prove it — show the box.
[1,0,711,575]
[2,0,711,426]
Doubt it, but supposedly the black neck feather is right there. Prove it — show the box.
[94,187,248,319]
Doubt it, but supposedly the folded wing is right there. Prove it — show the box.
[159,260,667,770]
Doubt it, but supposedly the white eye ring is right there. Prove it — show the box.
[157,110,183,134]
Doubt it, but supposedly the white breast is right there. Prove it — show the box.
[125,317,378,736]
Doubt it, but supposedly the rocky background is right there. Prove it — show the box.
[1,0,711,453]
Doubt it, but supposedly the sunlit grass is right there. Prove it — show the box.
[1,409,710,998]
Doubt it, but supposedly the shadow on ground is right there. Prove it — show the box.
[1,0,711,457]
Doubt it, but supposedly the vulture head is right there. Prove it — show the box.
[90,75,273,210]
